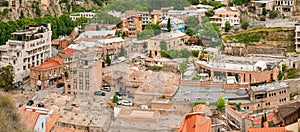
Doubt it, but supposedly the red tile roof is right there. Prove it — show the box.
[60,48,75,54]
[178,112,212,132]
[18,109,40,130]
[246,127,291,132]
[36,60,61,69]
[46,114,60,132]
[253,113,275,124]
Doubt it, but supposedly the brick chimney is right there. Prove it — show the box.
[264,122,269,128]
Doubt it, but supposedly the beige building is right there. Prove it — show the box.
[295,23,300,52]
[67,56,102,95]
[274,0,297,16]
[70,12,95,21]
[147,31,189,57]
[0,24,52,84]
[210,7,240,28]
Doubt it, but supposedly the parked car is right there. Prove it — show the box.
[115,91,127,96]
[101,84,111,92]
[56,82,65,88]
[117,100,133,106]
[94,91,106,96]
[36,103,44,107]
[26,100,34,106]
[142,49,147,53]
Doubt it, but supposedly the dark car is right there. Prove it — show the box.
[56,82,65,88]
[26,100,34,106]
[36,103,44,107]
[94,91,106,96]
[115,91,127,96]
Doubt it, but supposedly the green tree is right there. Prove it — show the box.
[167,18,171,32]
[262,7,267,16]
[191,50,199,57]
[105,54,111,66]
[205,10,214,17]
[3,1,9,6]
[241,21,249,29]
[179,60,188,73]
[269,10,278,19]
[185,28,195,36]
[35,5,41,16]
[278,71,284,80]
[0,65,15,91]
[217,96,225,112]
[112,94,119,103]
[225,21,231,32]
[118,45,125,57]
[160,41,167,50]
[186,16,199,28]
[188,0,199,5]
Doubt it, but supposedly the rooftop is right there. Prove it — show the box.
[178,112,212,132]
[149,31,187,41]
[17,109,40,130]
[46,114,60,132]
[250,82,289,92]
[76,30,116,40]
[35,60,61,69]
[52,126,87,132]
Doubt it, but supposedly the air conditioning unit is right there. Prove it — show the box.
[83,65,89,69]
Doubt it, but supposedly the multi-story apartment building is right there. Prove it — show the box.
[159,17,185,32]
[138,11,152,27]
[210,7,240,28]
[274,0,296,16]
[121,10,142,38]
[70,12,95,21]
[295,23,300,52]
[68,56,102,95]
[9,0,25,8]
[147,31,189,57]
[0,24,52,83]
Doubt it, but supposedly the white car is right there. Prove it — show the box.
[117,100,133,106]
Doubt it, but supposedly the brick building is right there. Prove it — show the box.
[30,55,63,88]
[120,10,142,38]
[0,24,52,84]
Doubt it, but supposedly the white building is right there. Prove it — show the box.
[210,7,240,28]
[295,23,300,52]
[0,24,52,83]
[70,12,95,21]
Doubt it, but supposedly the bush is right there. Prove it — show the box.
[278,70,284,80]
[191,50,199,57]
[241,21,249,29]
[151,66,162,72]
[225,21,231,32]
[269,10,278,19]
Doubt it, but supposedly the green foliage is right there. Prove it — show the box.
[191,50,199,57]
[282,64,287,72]
[262,7,267,16]
[228,2,234,6]
[232,0,249,5]
[205,10,214,17]
[73,6,86,12]
[35,4,41,16]
[93,0,103,6]
[241,21,249,30]
[278,71,284,80]
[101,0,190,12]
[160,41,167,50]
[90,11,120,24]
[202,0,225,9]
[3,1,9,6]
[160,49,192,59]
[192,75,201,80]
[188,0,199,5]
[290,92,298,100]
[287,68,298,79]
[151,66,162,72]
[111,94,119,103]
[225,21,231,32]
[217,96,225,112]
[137,23,161,40]
[185,28,195,36]
[0,65,14,91]
[269,10,278,19]
[179,60,188,73]
[105,54,111,66]
[167,18,171,32]
[160,50,170,58]
[118,46,125,57]
[96,25,100,31]
[199,17,222,47]
[186,16,199,28]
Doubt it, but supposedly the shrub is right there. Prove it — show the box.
[241,21,249,30]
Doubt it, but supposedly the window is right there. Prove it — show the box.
[79,72,83,78]
[85,86,89,90]
[23,66,26,70]
[85,72,89,78]
[85,80,89,85]
[73,79,77,84]
[74,85,77,89]
[79,79,83,84]
[79,85,83,90]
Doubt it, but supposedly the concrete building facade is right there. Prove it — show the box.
[210,7,240,28]
[295,23,300,52]
[70,12,95,21]
[0,24,52,83]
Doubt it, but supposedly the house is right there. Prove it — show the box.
[274,0,297,17]
[30,55,63,89]
[120,10,142,38]
[0,24,52,84]
[178,112,212,132]
[70,12,95,21]
[18,106,60,132]
[147,31,189,57]
[250,0,275,15]
[275,100,300,126]
[210,7,240,28]
[159,17,185,32]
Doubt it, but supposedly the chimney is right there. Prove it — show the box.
[264,121,269,128]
